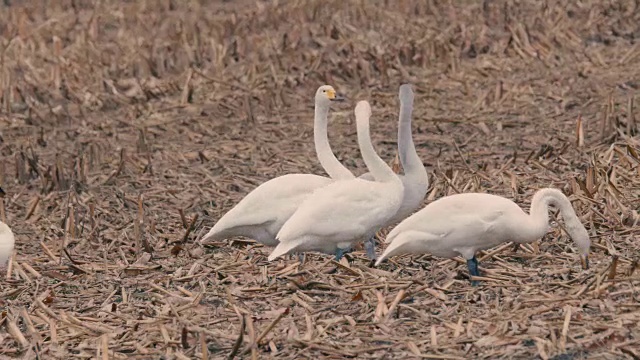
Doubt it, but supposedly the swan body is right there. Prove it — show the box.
[359,84,429,258]
[201,85,354,247]
[268,101,405,261]
[376,188,591,285]
[202,174,334,246]
[0,221,14,268]
[0,186,13,268]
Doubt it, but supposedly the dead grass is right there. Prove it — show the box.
[0,0,639,359]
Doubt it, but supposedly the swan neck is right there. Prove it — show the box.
[357,115,398,183]
[527,188,591,255]
[314,103,353,180]
[527,193,552,236]
[397,99,427,183]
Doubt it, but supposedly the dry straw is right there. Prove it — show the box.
[0,0,639,359]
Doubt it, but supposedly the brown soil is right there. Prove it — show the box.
[1,1,639,359]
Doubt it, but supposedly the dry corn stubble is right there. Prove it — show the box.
[0,0,639,359]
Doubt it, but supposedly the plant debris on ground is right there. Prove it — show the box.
[0,0,639,359]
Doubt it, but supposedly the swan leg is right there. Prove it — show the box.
[466,256,480,287]
[580,254,589,270]
[335,248,347,261]
[287,253,305,264]
[364,236,377,260]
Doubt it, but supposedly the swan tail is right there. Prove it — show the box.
[199,210,243,242]
[267,240,301,261]
[375,230,426,266]
[383,225,403,244]
[200,225,229,243]
[199,208,239,242]
[200,204,270,243]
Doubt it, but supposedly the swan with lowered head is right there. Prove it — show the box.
[268,100,405,261]
[375,188,591,285]
[0,186,15,269]
[359,84,429,259]
[200,85,354,249]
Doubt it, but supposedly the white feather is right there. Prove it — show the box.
[0,221,15,267]
[200,85,353,247]
[376,188,591,268]
[359,84,429,226]
[269,101,405,261]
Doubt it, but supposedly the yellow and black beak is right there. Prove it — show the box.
[328,90,345,102]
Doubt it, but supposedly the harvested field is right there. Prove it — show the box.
[1,0,640,359]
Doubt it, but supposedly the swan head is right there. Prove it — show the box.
[315,85,343,105]
[399,83,414,102]
[570,223,591,270]
[354,100,371,119]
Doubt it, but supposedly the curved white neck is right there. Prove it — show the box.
[357,112,399,183]
[397,92,427,184]
[314,104,354,180]
[522,188,591,255]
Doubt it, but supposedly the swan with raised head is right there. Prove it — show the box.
[0,186,14,269]
[268,100,405,261]
[359,84,429,259]
[375,188,591,285]
[200,85,355,249]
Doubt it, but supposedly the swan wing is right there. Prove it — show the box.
[276,179,402,243]
[381,209,510,262]
[206,174,332,236]
[386,194,512,243]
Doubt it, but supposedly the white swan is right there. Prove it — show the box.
[200,85,354,248]
[0,221,14,268]
[359,84,429,259]
[375,188,591,285]
[268,100,405,261]
[0,187,15,269]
